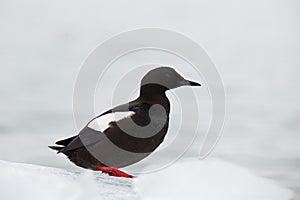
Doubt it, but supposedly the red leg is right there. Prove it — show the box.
[97,164,134,178]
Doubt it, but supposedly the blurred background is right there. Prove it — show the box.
[0,0,299,199]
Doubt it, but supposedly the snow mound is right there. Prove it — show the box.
[135,158,294,200]
[0,159,293,200]
[0,160,135,200]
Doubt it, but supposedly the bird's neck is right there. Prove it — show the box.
[140,84,167,97]
[139,84,170,112]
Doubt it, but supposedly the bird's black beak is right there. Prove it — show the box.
[187,80,201,86]
[178,79,201,87]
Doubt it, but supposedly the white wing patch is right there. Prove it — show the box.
[88,111,135,132]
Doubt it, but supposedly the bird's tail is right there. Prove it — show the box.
[48,145,63,153]
[49,135,77,153]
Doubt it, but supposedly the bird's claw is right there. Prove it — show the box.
[97,164,134,178]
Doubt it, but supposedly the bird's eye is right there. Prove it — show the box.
[130,106,140,112]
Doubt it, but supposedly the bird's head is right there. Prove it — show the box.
[140,66,201,92]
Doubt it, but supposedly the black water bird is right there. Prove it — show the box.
[49,67,201,178]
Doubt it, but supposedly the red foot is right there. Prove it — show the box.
[97,164,134,178]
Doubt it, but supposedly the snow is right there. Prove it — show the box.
[0,159,293,200]
[136,158,294,200]
[0,160,135,200]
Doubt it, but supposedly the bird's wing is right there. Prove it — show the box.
[61,126,102,152]
[87,111,135,132]
[60,102,141,152]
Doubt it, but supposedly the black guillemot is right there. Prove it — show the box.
[49,66,201,178]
